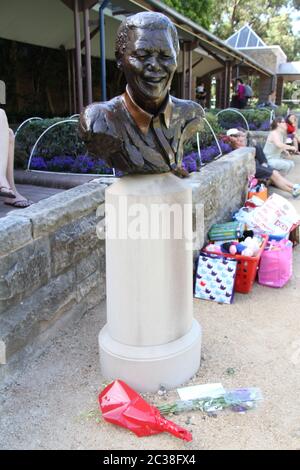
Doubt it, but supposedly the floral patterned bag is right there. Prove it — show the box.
[195,253,238,304]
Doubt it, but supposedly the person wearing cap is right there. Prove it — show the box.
[226,128,300,198]
[0,83,33,207]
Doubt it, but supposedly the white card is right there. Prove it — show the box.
[177,383,225,400]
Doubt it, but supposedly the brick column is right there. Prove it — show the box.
[276,76,284,105]
[224,61,232,108]
[258,76,275,103]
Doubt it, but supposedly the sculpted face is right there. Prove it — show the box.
[120,27,177,113]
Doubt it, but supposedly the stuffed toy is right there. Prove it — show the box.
[221,237,260,257]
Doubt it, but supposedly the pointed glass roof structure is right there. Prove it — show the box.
[226,24,266,49]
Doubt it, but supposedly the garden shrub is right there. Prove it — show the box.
[15,118,70,168]
[274,104,289,117]
[214,108,272,131]
[15,117,117,175]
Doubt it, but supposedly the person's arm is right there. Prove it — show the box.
[270,131,297,153]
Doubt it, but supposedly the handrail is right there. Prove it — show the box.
[27,118,116,177]
[216,108,250,131]
[27,119,78,170]
[15,117,43,138]
[195,117,222,169]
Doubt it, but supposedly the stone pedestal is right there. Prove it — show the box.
[99,173,202,392]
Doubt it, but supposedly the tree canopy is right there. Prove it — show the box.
[161,0,213,30]
[161,0,300,61]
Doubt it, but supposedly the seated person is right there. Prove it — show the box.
[257,90,278,109]
[266,90,278,109]
[226,128,300,198]
[263,116,297,173]
[286,113,300,153]
[0,108,33,207]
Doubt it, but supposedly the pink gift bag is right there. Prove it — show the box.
[258,239,293,288]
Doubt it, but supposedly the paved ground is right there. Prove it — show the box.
[0,184,64,218]
[1,156,300,450]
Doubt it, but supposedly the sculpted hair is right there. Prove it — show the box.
[115,12,179,64]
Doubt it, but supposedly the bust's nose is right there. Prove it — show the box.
[145,56,161,72]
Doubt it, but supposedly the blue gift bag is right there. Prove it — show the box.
[195,253,238,304]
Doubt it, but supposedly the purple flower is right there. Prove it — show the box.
[47,156,75,171]
[259,119,271,131]
[30,156,48,170]
[182,140,232,172]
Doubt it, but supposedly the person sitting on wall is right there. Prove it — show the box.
[0,108,33,207]
[79,12,204,178]
[286,113,300,153]
[227,128,300,198]
[263,116,297,174]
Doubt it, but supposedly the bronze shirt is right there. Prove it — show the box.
[79,87,203,175]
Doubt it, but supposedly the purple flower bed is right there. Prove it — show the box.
[182,140,232,173]
[31,140,233,176]
[30,154,117,175]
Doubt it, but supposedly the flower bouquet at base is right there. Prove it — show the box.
[99,379,192,441]
[157,388,263,415]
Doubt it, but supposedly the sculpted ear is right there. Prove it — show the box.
[116,54,123,70]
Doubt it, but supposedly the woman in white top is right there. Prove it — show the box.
[263,116,296,173]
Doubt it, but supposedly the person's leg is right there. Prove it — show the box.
[269,170,294,192]
[296,135,300,153]
[4,128,33,207]
[0,109,14,195]
[6,129,16,191]
[270,169,300,197]
[267,158,294,174]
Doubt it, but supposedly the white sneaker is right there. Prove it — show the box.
[292,184,300,198]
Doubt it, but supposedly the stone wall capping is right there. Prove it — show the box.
[4,181,107,239]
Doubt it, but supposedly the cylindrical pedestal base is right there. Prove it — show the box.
[99,319,202,392]
[100,173,202,392]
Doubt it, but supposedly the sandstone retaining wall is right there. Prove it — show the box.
[0,147,254,379]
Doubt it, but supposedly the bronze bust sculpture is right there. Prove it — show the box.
[79,12,203,177]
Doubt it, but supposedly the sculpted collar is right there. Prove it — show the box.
[122,86,173,135]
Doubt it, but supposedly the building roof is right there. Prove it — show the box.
[226,24,266,49]
[277,61,300,75]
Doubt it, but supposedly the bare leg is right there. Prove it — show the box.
[6,129,16,192]
[0,109,13,192]
[4,129,33,206]
[270,170,295,193]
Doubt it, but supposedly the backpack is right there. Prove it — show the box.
[244,84,253,98]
